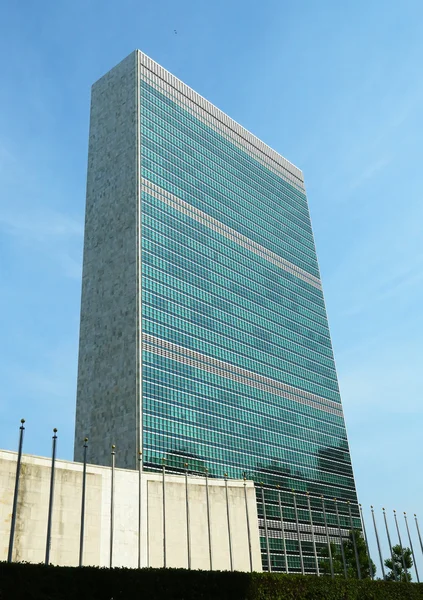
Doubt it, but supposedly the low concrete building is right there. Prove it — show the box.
[0,450,261,571]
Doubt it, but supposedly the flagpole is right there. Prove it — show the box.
[383,508,398,581]
[225,473,233,571]
[293,490,304,575]
[261,483,271,572]
[414,514,423,556]
[45,428,58,565]
[359,504,373,579]
[162,458,166,568]
[371,506,385,579]
[321,496,334,578]
[348,502,361,579]
[277,486,288,574]
[110,444,115,569]
[393,510,408,578]
[404,513,419,583]
[79,437,88,567]
[334,498,347,578]
[205,468,212,570]
[307,493,319,576]
[138,451,142,569]
[7,419,25,563]
[184,463,191,570]
[244,474,253,573]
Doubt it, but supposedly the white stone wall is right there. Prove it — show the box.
[0,450,262,572]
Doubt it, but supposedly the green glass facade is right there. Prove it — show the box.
[139,73,359,572]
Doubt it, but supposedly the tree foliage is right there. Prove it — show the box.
[320,529,376,579]
[385,544,413,582]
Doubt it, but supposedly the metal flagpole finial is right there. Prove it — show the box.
[185,462,188,469]
[225,472,228,478]
[84,437,88,443]
[53,428,58,434]
[20,418,25,424]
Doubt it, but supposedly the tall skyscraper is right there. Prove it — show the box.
[75,50,360,572]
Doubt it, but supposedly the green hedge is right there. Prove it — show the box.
[1,563,423,600]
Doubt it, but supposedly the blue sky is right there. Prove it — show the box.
[1,0,423,574]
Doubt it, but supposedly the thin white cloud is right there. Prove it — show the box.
[0,210,83,241]
[326,197,423,319]
[338,339,423,416]
[349,157,391,190]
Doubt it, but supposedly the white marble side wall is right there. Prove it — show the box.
[74,49,140,470]
[0,450,262,572]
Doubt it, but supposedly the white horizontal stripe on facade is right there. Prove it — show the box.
[271,532,347,545]
[141,179,322,290]
[142,334,343,417]
[263,519,352,537]
[143,298,338,393]
[138,51,305,191]
[140,110,312,241]
[259,518,351,541]
[258,519,349,552]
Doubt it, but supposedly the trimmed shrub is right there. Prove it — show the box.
[1,562,423,600]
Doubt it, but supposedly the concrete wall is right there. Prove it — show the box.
[0,450,262,572]
[74,49,141,469]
